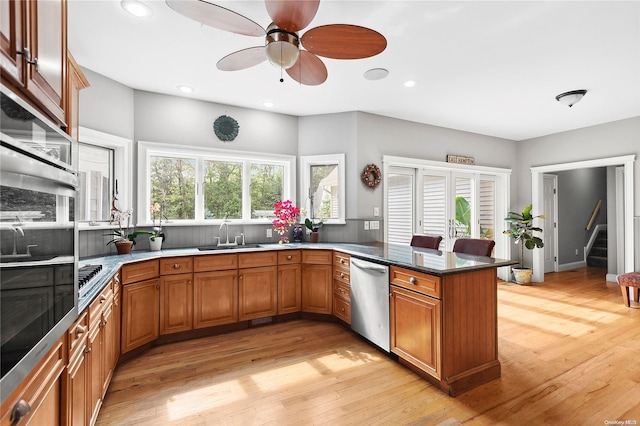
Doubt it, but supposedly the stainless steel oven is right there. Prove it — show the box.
[0,85,78,402]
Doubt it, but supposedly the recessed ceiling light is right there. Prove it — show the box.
[177,85,194,93]
[404,80,417,88]
[364,68,389,81]
[263,100,276,108]
[121,0,152,18]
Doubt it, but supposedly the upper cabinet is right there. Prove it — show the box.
[1,0,68,127]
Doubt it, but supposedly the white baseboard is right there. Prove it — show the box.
[606,273,618,283]
[558,261,587,272]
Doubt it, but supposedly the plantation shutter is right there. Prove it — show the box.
[387,172,414,245]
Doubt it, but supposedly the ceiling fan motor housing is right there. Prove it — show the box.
[265,23,300,69]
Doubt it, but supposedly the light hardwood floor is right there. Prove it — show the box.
[97,267,640,425]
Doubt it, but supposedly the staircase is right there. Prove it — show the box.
[587,229,607,268]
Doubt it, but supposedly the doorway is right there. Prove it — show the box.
[531,155,635,282]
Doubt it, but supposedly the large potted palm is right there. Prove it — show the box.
[503,204,545,284]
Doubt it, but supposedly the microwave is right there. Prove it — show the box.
[0,85,78,402]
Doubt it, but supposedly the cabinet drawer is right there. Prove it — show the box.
[160,256,194,275]
[121,259,159,284]
[238,251,277,268]
[333,266,350,284]
[390,266,441,299]
[67,310,88,359]
[333,295,351,324]
[302,249,332,265]
[194,253,238,272]
[113,272,121,295]
[333,252,350,268]
[278,250,301,265]
[334,280,350,301]
[89,285,113,327]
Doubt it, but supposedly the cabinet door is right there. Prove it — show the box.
[65,52,88,139]
[159,273,193,335]
[87,320,102,425]
[0,0,25,85]
[277,264,301,314]
[65,348,87,426]
[239,266,277,321]
[390,285,441,379]
[24,0,66,125]
[301,264,332,314]
[193,270,238,328]
[121,279,159,353]
[100,301,115,398]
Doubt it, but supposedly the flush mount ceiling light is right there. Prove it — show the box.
[555,89,587,107]
[121,0,152,17]
[177,85,194,93]
[404,80,417,88]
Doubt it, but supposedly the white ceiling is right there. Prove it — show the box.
[67,1,640,141]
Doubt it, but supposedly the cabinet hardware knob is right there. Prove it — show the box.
[341,307,345,312]
[114,276,120,284]
[340,272,345,278]
[287,255,292,260]
[18,48,39,70]
[11,399,31,423]
[340,258,346,264]
[173,264,180,269]
[188,281,192,285]
[85,348,92,354]
[100,295,106,302]
[409,277,417,284]
[75,325,87,337]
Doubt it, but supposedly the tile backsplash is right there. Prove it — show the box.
[79,219,383,258]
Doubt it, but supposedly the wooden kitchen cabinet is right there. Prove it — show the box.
[0,0,67,125]
[159,273,194,335]
[277,250,301,314]
[193,270,238,328]
[390,285,441,379]
[301,250,333,314]
[239,266,278,321]
[63,311,88,426]
[65,51,88,139]
[0,336,66,426]
[333,252,351,323]
[121,278,159,354]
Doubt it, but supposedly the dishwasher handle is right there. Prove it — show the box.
[350,258,388,273]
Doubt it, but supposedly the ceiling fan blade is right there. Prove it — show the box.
[302,24,387,59]
[265,0,320,32]
[286,51,327,86]
[166,0,264,37]
[217,46,267,71]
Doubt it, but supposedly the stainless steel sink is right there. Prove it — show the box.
[197,244,262,251]
[0,254,58,263]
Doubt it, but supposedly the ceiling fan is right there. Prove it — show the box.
[165,0,387,86]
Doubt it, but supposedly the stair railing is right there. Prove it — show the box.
[585,199,602,231]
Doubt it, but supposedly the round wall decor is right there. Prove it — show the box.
[213,115,239,142]
[361,164,381,189]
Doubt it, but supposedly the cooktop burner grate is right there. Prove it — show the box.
[78,264,103,290]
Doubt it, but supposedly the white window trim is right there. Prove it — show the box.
[300,153,346,225]
[78,127,132,230]
[137,141,296,225]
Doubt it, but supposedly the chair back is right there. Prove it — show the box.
[410,234,443,250]
[452,238,495,257]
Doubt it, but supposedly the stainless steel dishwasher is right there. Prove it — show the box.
[350,258,390,352]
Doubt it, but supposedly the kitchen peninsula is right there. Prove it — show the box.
[79,243,516,397]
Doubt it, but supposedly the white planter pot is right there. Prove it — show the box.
[512,268,533,285]
[149,236,163,251]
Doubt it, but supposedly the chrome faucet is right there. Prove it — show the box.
[216,213,237,247]
[11,226,24,255]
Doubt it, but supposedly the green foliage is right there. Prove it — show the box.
[503,204,546,267]
[150,156,196,220]
[105,230,151,246]
[455,196,471,237]
[250,164,284,218]
[204,160,242,219]
[305,218,323,232]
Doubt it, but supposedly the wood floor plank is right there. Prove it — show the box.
[97,267,640,425]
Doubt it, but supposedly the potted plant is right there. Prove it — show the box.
[503,204,545,284]
[305,218,323,243]
[106,208,150,254]
[272,200,300,244]
[149,201,166,250]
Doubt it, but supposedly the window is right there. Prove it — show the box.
[77,128,132,226]
[138,142,295,224]
[300,154,345,224]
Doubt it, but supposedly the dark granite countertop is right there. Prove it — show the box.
[79,242,516,312]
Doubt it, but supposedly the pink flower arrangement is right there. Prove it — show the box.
[272,200,300,243]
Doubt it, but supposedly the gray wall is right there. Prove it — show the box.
[555,168,607,264]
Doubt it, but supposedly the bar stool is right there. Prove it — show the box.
[616,272,640,308]
[410,234,442,250]
[452,238,495,257]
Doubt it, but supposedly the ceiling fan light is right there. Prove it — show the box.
[120,0,152,18]
[266,41,300,69]
[555,89,587,107]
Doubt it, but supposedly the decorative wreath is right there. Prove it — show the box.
[361,164,382,189]
[213,115,239,142]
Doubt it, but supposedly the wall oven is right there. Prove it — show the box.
[0,85,78,401]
